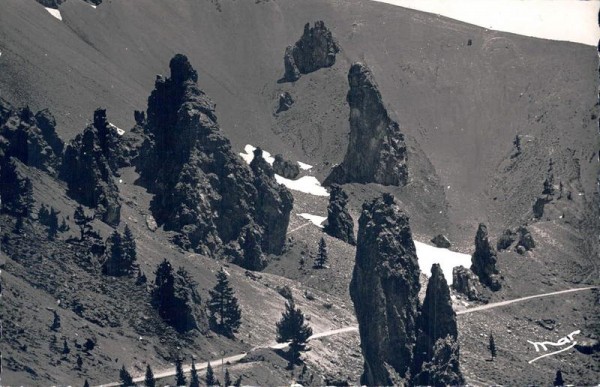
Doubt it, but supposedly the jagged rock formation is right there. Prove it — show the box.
[138,54,293,267]
[516,226,535,252]
[471,223,501,291]
[276,92,294,114]
[60,108,121,226]
[323,184,356,245]
[416,335,465,387]
[496,226,535,254]
[350,193,420,385]
[496,228,517,251]
[324,63,408,186]
[272,154,300,179]
[282,21,340,82]
[0,100,63,174]
[452,266,482,301]
[430,234,451,248]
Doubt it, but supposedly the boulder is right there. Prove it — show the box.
[276,92,294,113]
[350,193,420,385]
[272,154,300,179]
[430,234,451,248]
[325,63,408,186]
[496,228,516,251]
[516,226,535,251]
[323,184,356,245]
[452,266,482,301]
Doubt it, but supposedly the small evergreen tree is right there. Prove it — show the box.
[76,354,83,370]
[39,204,50,224]
[123,224,137,274]
[175,356,187,386]
[119,364,134,387]
[63,338,70,354]
[208,268,242,337]
[554,370,565,386]
[145,364,156,387]
[233,375,242,387]
[47,207,59,240]
[83,380,90,387]
[314,237,328,268]
[74,205,92,241]
[488,332,497,360]
[50,310,61,331]
[59,217,70,232]
[189,359,200,387]
[224,368,231,387]
[276,298,313,366]
[103,230,126,276]
[19,178,34,218]
[206,361,217,386]
[513,134,521,155]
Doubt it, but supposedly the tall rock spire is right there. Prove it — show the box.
[471,223,501,290]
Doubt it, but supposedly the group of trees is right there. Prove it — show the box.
[102,225,137,277]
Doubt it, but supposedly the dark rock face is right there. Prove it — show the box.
[272,154,300,179]
[138,55,293,267]
[283,21,340,82]
[323,184,356,245]
[0,101,63,175]
[416,335,465,387]
[350,193,420,385]
[471,223,501,291]
[496,228,517,251]
[276,92,294,114]
[430,234,451,248]
[516,226,535,252]
[325,63,408,187]
[60,109,121,226]
[452,266,482,301]
[497,226,534,254]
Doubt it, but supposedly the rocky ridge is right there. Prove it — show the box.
[325,63,408,187]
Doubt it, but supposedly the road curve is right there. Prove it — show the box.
[97,286,596,386]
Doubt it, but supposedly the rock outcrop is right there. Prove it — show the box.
[324,63,408,186]
[60,109,121,226]
[452,266,482,301]
[515,226,535,252]
[137,54,293,267]
[533,160,557,219]
[350,193,420,385]
[0,101,63,175]
[272,154,300,179]
[496,226,535,254]
[430,234,451,248]
[276,92,294,114]
[323,184,356,245]
[496,228,517,251]
[471,223,501,291]
[282,21,340,82]
[416,335,465,386]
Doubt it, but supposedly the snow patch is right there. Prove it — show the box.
[275,175,329,197]
[297,213,326,228]
[45,7,62,20]
[298,161,313,170]
[239,144,274,165]
[414,241,471,285]
[109,123,125,136]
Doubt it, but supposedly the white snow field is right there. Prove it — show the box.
[376,0,599,46]
[414,241,471,285]
[298,213,327,228]
[45,7,62,20]
[240,144,329,197]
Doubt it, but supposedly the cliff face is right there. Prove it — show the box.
[471,223,501,290]
[323,184,356,245]
[138,55,292,267]
[350,193,420,385]
[283,21,340,82]
[60,109,121,226]
[0,100,63,175]
[325,63,408,187]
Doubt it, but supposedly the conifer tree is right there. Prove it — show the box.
[314,237,328,268]
[74,205,92,241]
[63,338,70,354]
[39,204,50,224]
[19,177,34,218]
[123,224,137,273]
[51,310,61,331]
[488,333,497,360]
[224,369,231,387]
[145,364,156,387]
[103,230,126,276]
[119,365,134,387]
[208,268,242,337]
[276,298,313,366]
[47,207,59,240]
[83,380,90,387]
[76,354,83,370]
[175,356,187,386]
[233,375,242,387]
[206,361,217,386]
[553,370,565,386]
[189,359,200,387]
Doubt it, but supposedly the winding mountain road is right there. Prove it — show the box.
[97,286,596,386]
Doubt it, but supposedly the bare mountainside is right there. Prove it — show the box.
[0,0,599,385]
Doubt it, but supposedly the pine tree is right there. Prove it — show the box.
[314,237,328,268]
[39,204,50,224]
[488,333,497,360]
[19,177,34,218]
[51,310,61,331]
[59,217,70,232]
[63,338,70,354]
[276,298,313,366]
[554,370,565,386]
[152,259,175,321]
[189,359,200,387]
[103,230,125,276]
[123,224,137,274]
[175,356,187,386]
[76,354,83,370]
[513,134,521,155]
[74,205,92,241]
[119,364,134,387]
[224,369,231,387]
[83,380,90,387]
[206,361,217,386]
[47,207,59,240]
[208,268,242,337]
[145,364,156,387]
